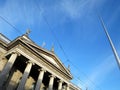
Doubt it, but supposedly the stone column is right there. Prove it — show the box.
[48,75,55,90]
[17,61,33,90]
[0,52,18,88]
[35,68,46,90]
[66,84,69,90]
[58,80,63,90]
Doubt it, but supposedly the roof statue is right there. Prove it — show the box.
[25,29,31,36]
[67,65,70,72]
[42,42,46,48]
[86,87,88,90]
[50,44,54,53]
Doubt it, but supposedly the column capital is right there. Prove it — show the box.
[11,51,21,56]
[57,79,63,83]
[38,68,46,72]
[26,60,35,65]
[49,74,56,78]
[66,83,70,87]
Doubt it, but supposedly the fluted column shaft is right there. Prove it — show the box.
[66,84,69,90]
[35,68,45,90]
[0,52,18,87]
[48,75,55,90]
[17,61,33,90]
[58,80,63,90]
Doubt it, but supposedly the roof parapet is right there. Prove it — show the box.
[0,33,11,44]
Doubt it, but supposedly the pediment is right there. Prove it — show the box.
[40,53,60,68]
[14,35,73,78]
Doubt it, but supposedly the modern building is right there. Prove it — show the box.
[0,33,81,90]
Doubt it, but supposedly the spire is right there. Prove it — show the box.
[99,16,120,69]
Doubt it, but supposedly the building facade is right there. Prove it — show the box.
[0,33,81,90]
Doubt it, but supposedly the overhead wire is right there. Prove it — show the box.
[68,60,102,90]
[34,1,69,63]
[74,74,101,90]
[0,15,22,34]
[34,1,102,90]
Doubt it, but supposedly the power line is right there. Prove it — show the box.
[73,77,87,90]
[34,0,69,60]
[0,15,22,34]
[68,60,102,90]
[34,1,102,90]
[70,64,102,90]
[73,75,97,90]
[35,2,102,90]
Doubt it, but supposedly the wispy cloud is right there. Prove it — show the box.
[0,0,106,30]
[60,0,106,19]
[0,0,44,38]
[107,5,120,25]
[60,0,89,19]
[77,55,116,90]
[0,0,43,26]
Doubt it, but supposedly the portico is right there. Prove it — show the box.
[0,52,70,90]
[0,33,81,90]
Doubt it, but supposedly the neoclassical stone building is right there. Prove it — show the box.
[0,33,81,90]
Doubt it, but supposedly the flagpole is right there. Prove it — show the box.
[99,16,120,69]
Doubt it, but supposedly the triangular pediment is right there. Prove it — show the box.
[40,53,60,68]
[17,35,72,78]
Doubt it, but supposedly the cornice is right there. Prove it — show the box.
[0,40,8,50]
[7,39,72,80]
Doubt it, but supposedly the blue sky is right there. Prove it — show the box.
[0,0,120,90]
